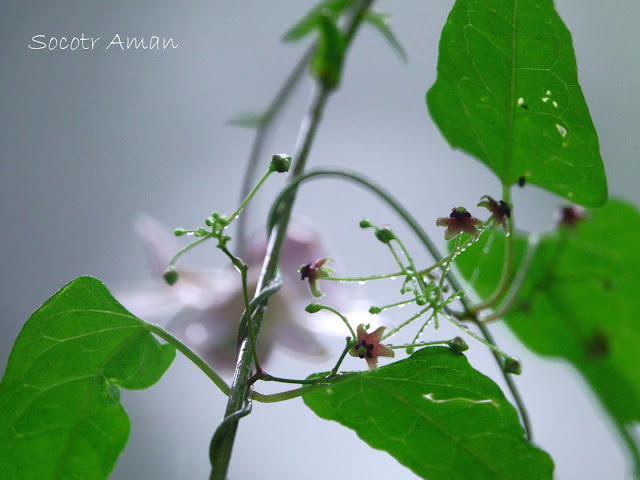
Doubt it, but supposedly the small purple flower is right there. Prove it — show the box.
[477,195,511,230]
[348,324,395,370]
[299,257,333,298]
[557,205,587,229]
[436,207,483,241]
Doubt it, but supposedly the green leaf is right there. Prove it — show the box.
[364,12,408,63]
[453,199,640,427]
[311,13,346,88]
[0,277,175,480]
[282,0,350,42]
[303,347,553,479]
[227,110,267,129]
[427,0,607,206]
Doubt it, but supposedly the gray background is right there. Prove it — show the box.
[1,1,639,479]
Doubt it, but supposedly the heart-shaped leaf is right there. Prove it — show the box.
[427,0,607,206]
[304,347,553,479]
[0,277,175,480]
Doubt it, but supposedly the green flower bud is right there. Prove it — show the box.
[270,154,292,173]
[163,269,179,285]
[449,336,469,353]
[503,357,522,375]
[195,228,208,236]
[375,226,394,244]
[359,219,372,229]
[205,216,214,226]
[173,228,187,236]
[368,306,382,314]
[305,303,323,314]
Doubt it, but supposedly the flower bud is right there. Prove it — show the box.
[163,268,179,285]
[305,303,323,313]
[368,306,382,314]
[375,226,394,244]
[270,154,292,173]
[173,228,187,236]
[503,357,522,375]
[359,219,372,229]
[449,336,469,353]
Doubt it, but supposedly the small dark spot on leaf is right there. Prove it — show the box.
[586,332,608,359]
[518,176,526,187]
[602,279,614,290]
[520,104,529,110]
[518,300,531,313]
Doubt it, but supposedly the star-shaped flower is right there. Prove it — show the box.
[299,257,333,298]
[436,207,483,241]
[477,195,511,230]
[349,324,395,370]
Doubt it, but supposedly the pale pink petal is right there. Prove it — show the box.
[367,326,386,344]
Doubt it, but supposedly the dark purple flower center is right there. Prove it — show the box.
[356,339,375,359]
[450,208,471,220]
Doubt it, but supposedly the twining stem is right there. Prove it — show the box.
[217,244,260,369]
[265,167,533,440]
[144,323,230,396]
[472,183,515,312]
[236,46,315,257]
[482,233,539,323]
[209,4,374,479]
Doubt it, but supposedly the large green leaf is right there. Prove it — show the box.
[453,199,640,427]
[427,0,607,206]
[0,277,175,480]
[303,347,553,479]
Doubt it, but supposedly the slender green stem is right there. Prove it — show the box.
[228,169,273,225]
[438,236,460,294]
[210,5,374,478]
[441,311,514,361]
[217,244,260,368]
[389,340,450,349]
[145,323,230,397]
[411,310,438,344]
[482,233,539,323]
[472,185,515,312]
[382,306,432,340]
[390,231,429,303]
[470,317,533,441]
[236,46,315,257]
[167,235,211,270]
[327,339,355,378]
[325,255,451,283]
[252,372,361,403]
[370,297,416,312]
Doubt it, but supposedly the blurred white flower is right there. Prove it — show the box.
[116,215,372,371]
